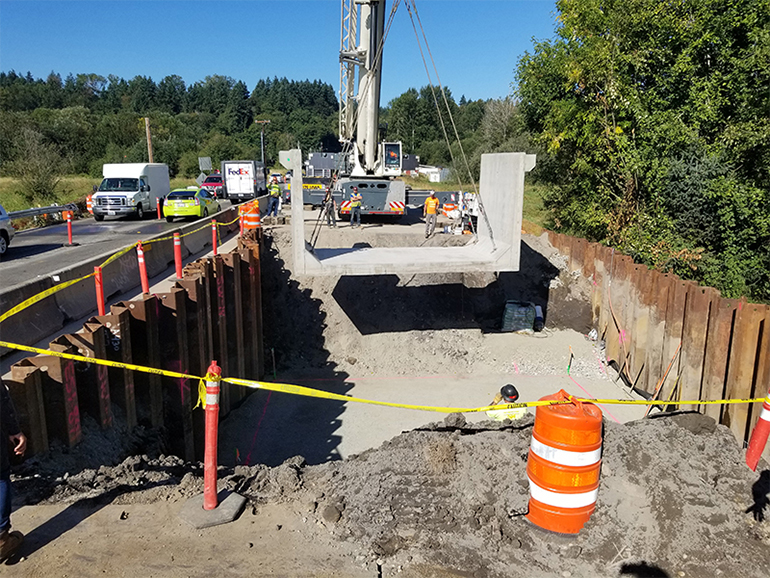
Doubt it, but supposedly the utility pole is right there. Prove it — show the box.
[144,117,154,163]
[255,119,270,183]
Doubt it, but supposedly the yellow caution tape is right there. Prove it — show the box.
[99,242,138,268]
[195,379,207,409]
[195,370,222,409]
[0,340,766,415]
[2,214,240,324]
[0,274,96,324]
[216,215,240,227]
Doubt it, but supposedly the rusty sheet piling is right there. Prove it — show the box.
[7,235,263,459]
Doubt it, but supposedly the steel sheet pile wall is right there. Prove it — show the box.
[5,232,264,462]
[549,232,770,459]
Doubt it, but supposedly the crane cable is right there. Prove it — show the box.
[405,0,495,247]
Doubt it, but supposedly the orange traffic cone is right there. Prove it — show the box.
[746,391,770,471]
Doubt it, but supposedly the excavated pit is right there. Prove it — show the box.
[10,224,770,577]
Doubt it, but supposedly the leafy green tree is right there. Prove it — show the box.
[9,127,67,203]
[517,0,770,301]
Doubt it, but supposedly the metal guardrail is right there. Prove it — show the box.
[9,203,79,220]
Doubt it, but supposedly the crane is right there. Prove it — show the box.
[336,0,406,218]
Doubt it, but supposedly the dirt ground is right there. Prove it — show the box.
[5,218,770,577]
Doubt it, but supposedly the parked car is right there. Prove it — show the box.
[0,204,15,256]
[163,187,220,222]
[200,174,224,199]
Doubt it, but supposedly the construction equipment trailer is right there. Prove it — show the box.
[336,0,406,218]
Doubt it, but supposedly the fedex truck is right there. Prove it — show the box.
[93,163,170,221]
[221,160,267,203]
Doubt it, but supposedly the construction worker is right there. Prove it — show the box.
[350,186,362,228]
[423,192,440,238]
[485,384,527,421]
[0,379,26,562]
[267,177,281,217]
[323,187,337,228]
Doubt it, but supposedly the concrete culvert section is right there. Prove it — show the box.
[285,151,536,276]
[7,223,770,577]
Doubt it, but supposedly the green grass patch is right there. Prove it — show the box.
[170,177,201,190]
[522,183,549,230]
[0,176,100,212]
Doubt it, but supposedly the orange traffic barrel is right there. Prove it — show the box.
[86,195,94,214]
[441,203,457,217]
[526,389,603,534]
[242,203,261,230]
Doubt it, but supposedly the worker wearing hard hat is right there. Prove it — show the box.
[350,186,362,228]
[323,187,337,228]
[267,177,281,217]
[423,192,440,238]
[486,384,527,421]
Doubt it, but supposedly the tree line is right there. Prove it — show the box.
[0,72,340,180]
[0,71,499,190]
[516,0,770,302]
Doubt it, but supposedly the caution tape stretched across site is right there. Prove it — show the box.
[0,340,765,415]
[1,212,240,324]
[0,274,96,324]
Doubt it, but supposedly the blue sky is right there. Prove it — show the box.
[0,0,559,104]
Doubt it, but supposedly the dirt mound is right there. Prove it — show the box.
[15,413,770,577]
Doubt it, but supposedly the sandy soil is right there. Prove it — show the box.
[6,221,770,577]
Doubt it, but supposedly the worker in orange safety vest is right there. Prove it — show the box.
[423,192,440,238]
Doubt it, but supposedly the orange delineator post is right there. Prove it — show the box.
[173,232,183,280]
[94,266,105,316]
[211,219,218,256]
[526,389,603,534]
[157,201,162,220]
[203,360,222,510]
[239,205,245,236]
[65,211,73,245]
[746,390,770,471]
[136,241,150,294]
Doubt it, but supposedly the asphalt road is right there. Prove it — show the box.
[0,201,232,290]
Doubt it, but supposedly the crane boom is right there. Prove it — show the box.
[336,0,405,219]
[339,0,400,177]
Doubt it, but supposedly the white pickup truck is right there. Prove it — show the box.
[92,163,170,221]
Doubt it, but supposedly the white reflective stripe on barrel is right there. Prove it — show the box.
[760,406,770,422]
[531,437,601,467]
[528,477,598,509]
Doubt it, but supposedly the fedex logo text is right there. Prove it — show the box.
[228,168,252,176]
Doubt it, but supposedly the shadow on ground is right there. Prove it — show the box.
[331,239,591,335]
[216,233,353,467]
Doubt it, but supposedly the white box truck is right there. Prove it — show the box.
[93,163,171,221]
[221,160,266,203]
